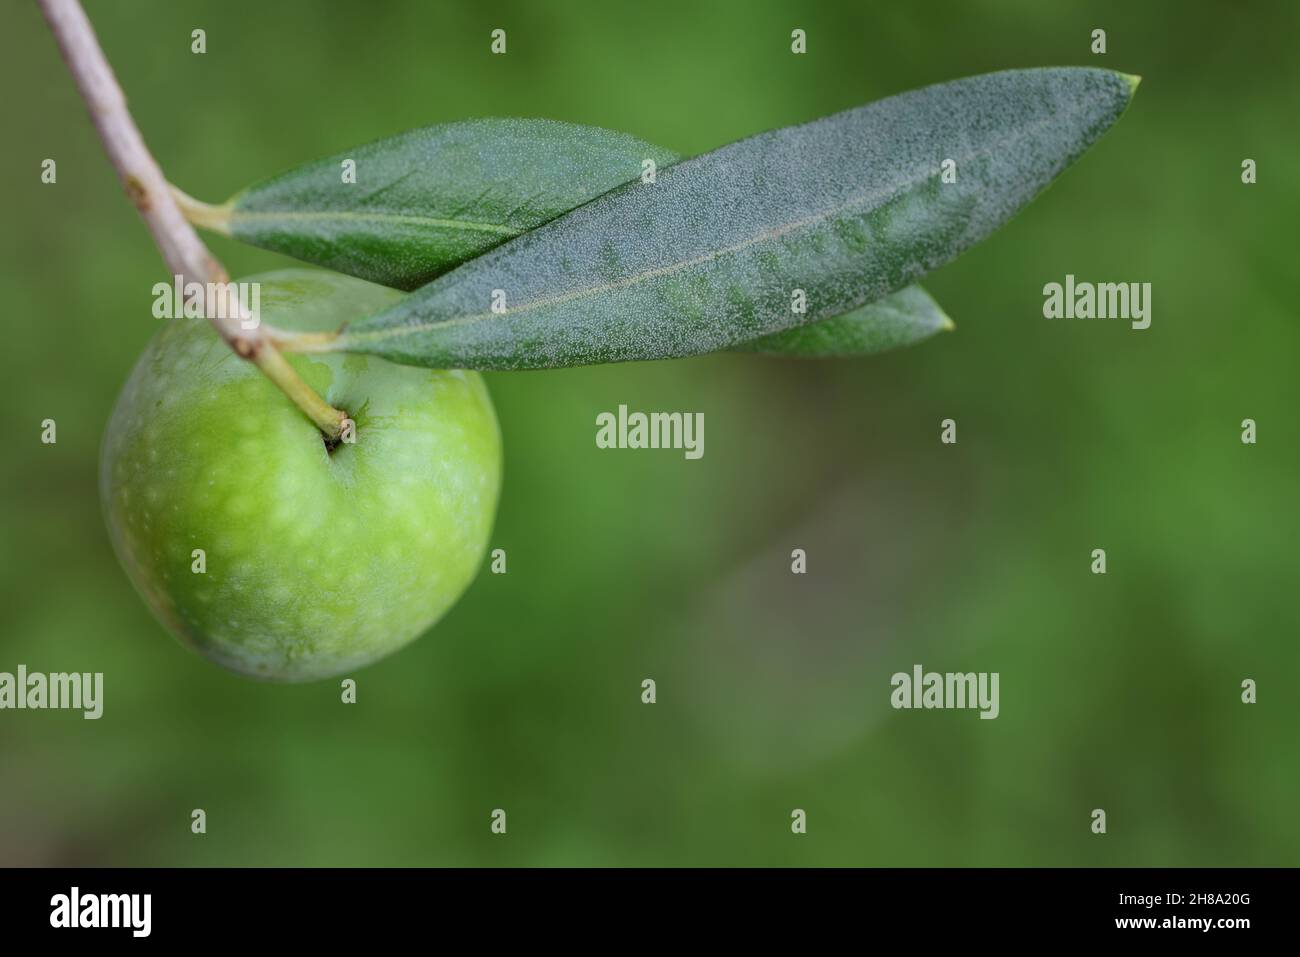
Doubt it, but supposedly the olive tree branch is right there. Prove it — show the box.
[38,0,348,440]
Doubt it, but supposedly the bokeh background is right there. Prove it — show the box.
[2,0,1297,866]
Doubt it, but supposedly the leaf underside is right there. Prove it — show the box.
[331,68,1133,370]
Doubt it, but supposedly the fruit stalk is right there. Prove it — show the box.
[38,0,349,440]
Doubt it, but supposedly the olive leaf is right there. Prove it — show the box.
[189,119,679,291]
[736,285,951,357]
[323,68,1135,370]
[183,119,952,359]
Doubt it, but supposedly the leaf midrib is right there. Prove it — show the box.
[232,208,521,237]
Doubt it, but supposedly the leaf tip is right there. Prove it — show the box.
[1118,72,1142,97]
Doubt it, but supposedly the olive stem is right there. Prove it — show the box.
[38,0,347,441]
[250,343,348,437]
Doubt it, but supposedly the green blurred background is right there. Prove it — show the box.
[2,0,1297,866]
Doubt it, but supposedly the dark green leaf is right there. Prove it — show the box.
[735,285,952,357]
[204,119,678,290]
[332,68,1136,369]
